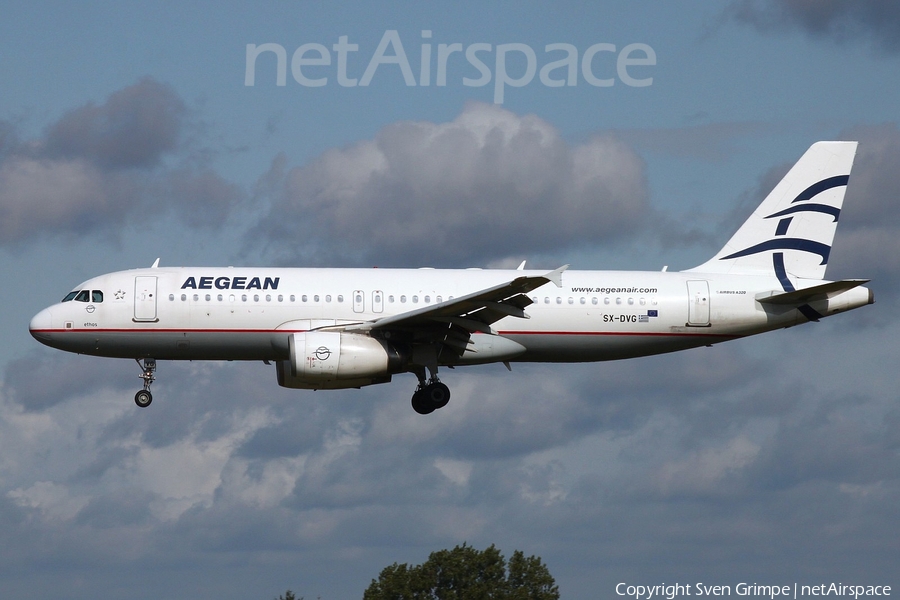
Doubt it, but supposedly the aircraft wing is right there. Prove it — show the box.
[345,265,568,355]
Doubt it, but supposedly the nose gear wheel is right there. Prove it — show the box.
[134,358,156,408]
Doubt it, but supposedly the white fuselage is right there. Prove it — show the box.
[28,266,872,365]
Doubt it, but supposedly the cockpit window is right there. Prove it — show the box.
[62,291,78,302]
[92,291,103,302]
[74,290,90,302]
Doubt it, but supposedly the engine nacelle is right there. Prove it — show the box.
[276,331,404,390]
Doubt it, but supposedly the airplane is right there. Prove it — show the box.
[29,141,873,414]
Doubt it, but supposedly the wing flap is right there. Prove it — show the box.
[481,300,530,319]
[435,316,496,334]
[756,279,870,305]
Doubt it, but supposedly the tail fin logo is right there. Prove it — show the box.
[719,175,850,266]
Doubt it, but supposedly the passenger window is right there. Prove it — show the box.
[181,294,187,301]
[302,295,307,302]
[568,297,574,305]
[92,291,104,302]
[169,294,175,301]
[75,290,90,302]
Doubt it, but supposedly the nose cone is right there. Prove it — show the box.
[29,307,54,344]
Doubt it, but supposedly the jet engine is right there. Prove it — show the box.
[276,331,405,390]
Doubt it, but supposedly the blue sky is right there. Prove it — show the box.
[2,2,899,599]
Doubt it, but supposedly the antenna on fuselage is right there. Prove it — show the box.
[151,258,160,268]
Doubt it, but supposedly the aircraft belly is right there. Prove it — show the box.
[506,332,725,362]
[49,330,285,361]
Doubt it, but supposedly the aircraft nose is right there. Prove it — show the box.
[29,307,53,342]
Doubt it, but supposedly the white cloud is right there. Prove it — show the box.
[434,458,473,486]
[251,102,649,266]
[0,79,245,246]
[7,481,89,521]
[654,435,761,497]
[0,157,121,242]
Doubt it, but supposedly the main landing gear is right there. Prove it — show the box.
[410,366,450,415]
[134,358,156,408]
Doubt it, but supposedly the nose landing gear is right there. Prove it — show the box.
[134,358,156,408]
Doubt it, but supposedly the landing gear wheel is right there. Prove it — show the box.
[426,382,450,409]
[410,382,451,415]
[134,390,153,408]
[411,388,435,415]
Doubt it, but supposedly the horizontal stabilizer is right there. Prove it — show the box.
[756,279,870,305]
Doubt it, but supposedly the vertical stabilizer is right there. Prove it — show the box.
[686,141,857,280]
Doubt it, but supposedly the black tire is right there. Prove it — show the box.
[134,390,153,408]
[411,389,435,415]
[428,382,450,409]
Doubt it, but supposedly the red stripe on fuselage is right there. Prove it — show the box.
[31,328,740,339]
